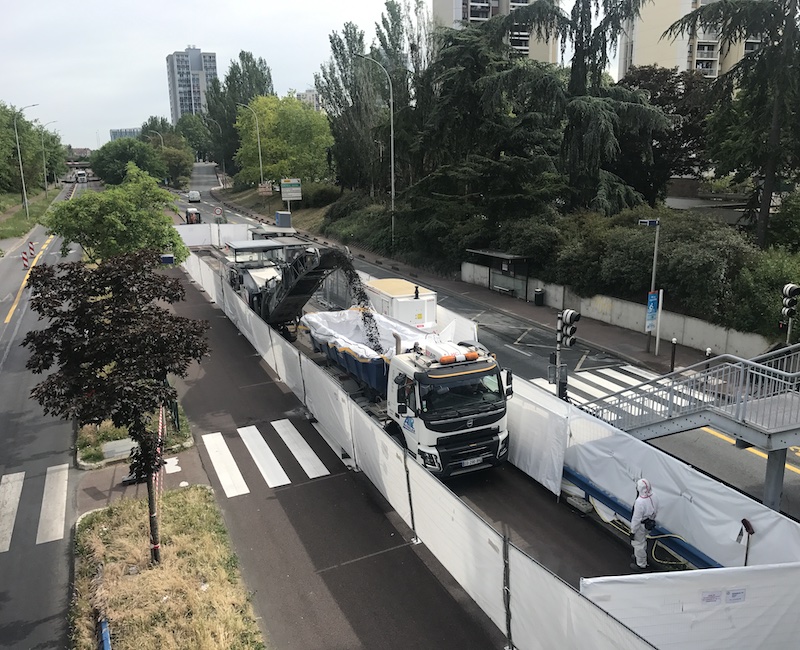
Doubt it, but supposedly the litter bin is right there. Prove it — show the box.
[534,288,545,306]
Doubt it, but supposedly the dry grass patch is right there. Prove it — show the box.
[72,486,267,650]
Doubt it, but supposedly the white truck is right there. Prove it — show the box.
[302,310,512,478]
[363,278,437,330]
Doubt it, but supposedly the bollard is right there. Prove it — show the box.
[705,347,712,371]
[22,251,28,269]
[670,338,677,373]
[28,241,34,259]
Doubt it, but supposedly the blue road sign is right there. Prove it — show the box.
[646,290,658,332]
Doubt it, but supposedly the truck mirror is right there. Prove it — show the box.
[505,369,513,397]
[394,373,407,385]
[397,403,407,415]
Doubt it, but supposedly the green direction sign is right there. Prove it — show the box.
[280,178,302,201]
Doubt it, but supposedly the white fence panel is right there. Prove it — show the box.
[508,381,570,495]
[300,357,355,459]
[581,563,800,650]
[408,461,507,631]
[350,406,413,527]
[270,334,304,400]
[509,545,653,650]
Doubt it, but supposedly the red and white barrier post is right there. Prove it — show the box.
[22,251,28,269]
[28,241,34,259]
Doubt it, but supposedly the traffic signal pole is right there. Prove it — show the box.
[554,309,580,401]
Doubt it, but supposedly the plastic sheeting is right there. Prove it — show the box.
[407,460,508,632]
[350,406,413,528]
[271,333,304,400]
[301,310,437,360]
[175,223,250,248]
[301,357,355,459]
[565,412,800,567]
[435,305,477,342]
[581,563,800,650]
[509,545,654,650]
[508,381,570,496]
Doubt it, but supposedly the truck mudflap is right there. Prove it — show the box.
[426,427,509,478]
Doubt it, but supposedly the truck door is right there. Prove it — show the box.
[398,377,418,445]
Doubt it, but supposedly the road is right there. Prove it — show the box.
[188,163,800,521]
[0,182,90,648]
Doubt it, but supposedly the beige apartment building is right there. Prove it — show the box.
[432,0,560,63]
[618,0,761,80]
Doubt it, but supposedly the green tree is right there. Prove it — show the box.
[160,146,194,188]
[235,95,333,184]
[46,162,187,263]
[503,0,668,214]
[615,65,713,206]
[176,113,211,160]
[665,0,800,248]
[206,51,275,176]
[22,249,210,562]
[90,138,166,184]
[139,116,174,142]
[0,103,43,198]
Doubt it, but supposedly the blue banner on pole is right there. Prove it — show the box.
[646,291,658,332]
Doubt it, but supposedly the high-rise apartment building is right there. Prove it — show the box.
[296,89,322,112]
[166,46,218,125]
[109,128,141,141]
[432,0,559,63]
[618,0,761,80]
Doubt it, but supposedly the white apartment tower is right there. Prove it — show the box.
[432,0,559,63]
[618,0,762,80]
[166,46,218,125]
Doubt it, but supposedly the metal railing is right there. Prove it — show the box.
[582,344,800,435]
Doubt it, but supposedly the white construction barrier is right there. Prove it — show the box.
[581,562,800,650]
[301,357,355,459]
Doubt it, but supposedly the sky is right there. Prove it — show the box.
[2,0,392,148]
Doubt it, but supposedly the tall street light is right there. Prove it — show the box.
[150,130,164,149]
[14,103,39,221]
[237,102,264,187]
[206,117,227,188]
[40,120,57,200]
[356,54,395,250]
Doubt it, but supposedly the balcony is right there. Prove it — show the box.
[695,49,718,59]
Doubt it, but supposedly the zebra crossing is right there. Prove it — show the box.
[202,418,335,499]
[0,463,69,553]
[531,364,664,405]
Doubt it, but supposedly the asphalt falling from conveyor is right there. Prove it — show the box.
[323,249,384,354]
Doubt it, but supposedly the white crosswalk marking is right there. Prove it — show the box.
[203,433,250,497]
[238,426,291,488]
[0,472,25,552]
[271,419,330,479]
[36,464,69,545]
[531,365,662,405]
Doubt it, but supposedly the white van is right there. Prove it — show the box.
[188,190,200,203]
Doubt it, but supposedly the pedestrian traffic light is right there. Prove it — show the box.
[782,283,800,320]
[558,309,581,348]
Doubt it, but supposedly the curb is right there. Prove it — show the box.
[75,439,195,471]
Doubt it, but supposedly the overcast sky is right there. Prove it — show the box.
[2,0,393,148]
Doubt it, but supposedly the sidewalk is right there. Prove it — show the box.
[217,194,712,376]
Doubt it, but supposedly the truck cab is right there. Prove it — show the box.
[185,208,202,224]
[386,342,512,477]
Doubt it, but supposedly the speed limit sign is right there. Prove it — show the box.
[214,207,223,216]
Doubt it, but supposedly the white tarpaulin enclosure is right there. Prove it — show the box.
[180,248,800,649]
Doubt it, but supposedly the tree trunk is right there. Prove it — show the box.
[147,472,161,564]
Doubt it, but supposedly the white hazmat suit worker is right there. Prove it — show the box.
[630,478,658,570]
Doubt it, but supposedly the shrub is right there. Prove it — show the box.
[300,183,340,208]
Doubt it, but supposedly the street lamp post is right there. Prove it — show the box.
[206,117,227,188]
[14,103,39,221]
[150,130,164,149]
[356,54,395,250]
[41,120,57,200]
[236,102,264,187]
[639,219,661,353]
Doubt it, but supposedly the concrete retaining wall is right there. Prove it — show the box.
[461,262,770,358]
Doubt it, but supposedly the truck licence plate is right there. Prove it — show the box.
[462,457,482,468]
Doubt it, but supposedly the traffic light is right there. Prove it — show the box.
[782,283,800,320]
[558,309,581,348]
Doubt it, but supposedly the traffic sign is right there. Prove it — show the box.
[214,207,222,216]
[280,178,302,201]
[258,182,273,196]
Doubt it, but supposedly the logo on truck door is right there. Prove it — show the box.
[403,417,415,433]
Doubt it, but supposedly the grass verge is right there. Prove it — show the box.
[0,188,56,239]
[71,486,267,650]
[77,402,192,464]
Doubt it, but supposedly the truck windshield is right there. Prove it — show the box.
[418,373,503,415]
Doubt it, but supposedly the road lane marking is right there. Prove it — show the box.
[503,344,532,357]
[0,472,25,552]
[272,419,330,479]
[701,427,800,476]
[203,433,250,497]
[4,234,55,324]
[238,426,290,488]
[36,464,69,544]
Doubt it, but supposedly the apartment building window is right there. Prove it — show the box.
[696,43,717,59]
[744,41,761,54]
